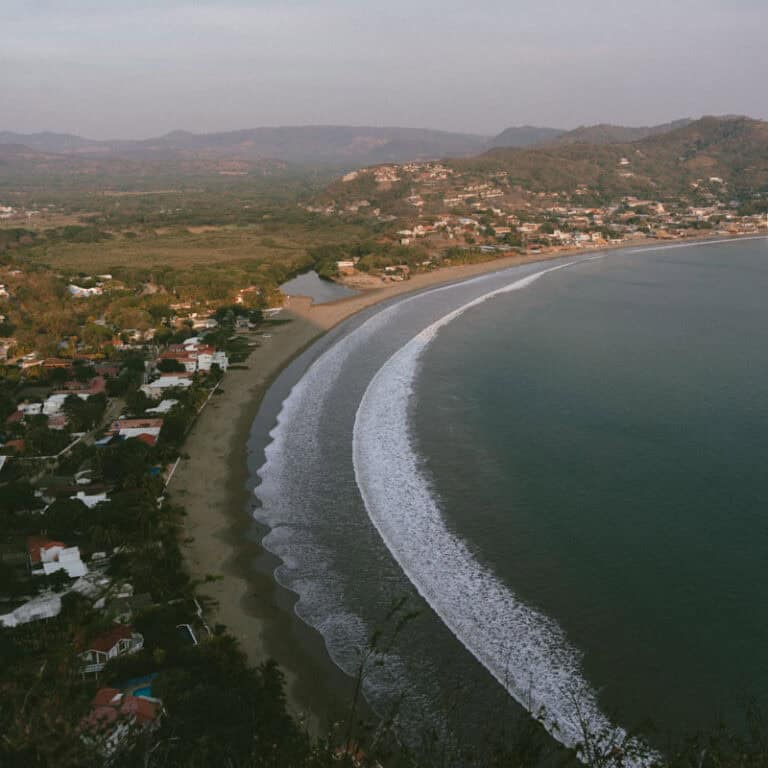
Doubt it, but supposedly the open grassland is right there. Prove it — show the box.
[17,220,365,273]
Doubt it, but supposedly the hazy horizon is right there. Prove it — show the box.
[4,0,768,140]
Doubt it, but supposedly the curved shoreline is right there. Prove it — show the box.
[170,232,767,729]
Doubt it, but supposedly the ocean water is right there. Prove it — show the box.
[255,238,768,754]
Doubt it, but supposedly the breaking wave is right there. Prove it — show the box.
[352,260,653,761]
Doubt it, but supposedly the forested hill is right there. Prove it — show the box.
[486,118,692,149]
[551,118,694,146]
[487,125,565,148]
[452,116,768,199]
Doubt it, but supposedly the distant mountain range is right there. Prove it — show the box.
[0,119,703,168]
[1,117,762,190]
[0,126,488,167]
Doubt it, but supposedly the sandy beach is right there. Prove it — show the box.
[168,233,764,729]
[168,251,567,726]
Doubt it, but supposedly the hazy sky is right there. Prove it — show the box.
[3,0,767,139]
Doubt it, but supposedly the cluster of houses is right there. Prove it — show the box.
[157,337,229,374]
[320,161,768,267]
[0,322,234,748]
[1,541,162,747]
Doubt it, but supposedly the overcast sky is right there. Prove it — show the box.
[3,0,767,139]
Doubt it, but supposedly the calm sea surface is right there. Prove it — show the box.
[413,238,768,735]
[255,238,768,751]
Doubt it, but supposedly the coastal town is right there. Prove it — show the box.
[2,112,768,765]
[0,278,275,755]
[306,160,768,285]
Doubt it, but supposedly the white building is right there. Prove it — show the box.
[68,285,103,298]
[0,593,62,628]
[196,350,229,372]
[72,491,110,509]
[146,399,178,414]
[28,537,88,579]
[140,376,193,399]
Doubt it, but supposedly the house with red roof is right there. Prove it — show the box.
[1,438,25,455]
[80,688,161,753]
[55,375,106,397]
[80,624,145,674]
[108,418,164,442]
[94,363,121,379]
[27,535,87,578]
[5,409,23,425]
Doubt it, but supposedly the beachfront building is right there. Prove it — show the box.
[196,349,228,372]
[158,344,228,373]
[109,418,164,442]
[140,375,193,399]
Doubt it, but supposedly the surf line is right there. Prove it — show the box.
[352,256,654,765]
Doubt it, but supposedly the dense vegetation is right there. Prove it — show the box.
[452,117,768,201]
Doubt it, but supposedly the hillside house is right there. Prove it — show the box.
[0,593,63,628]
[27,536,87,578]
[79,625,145,674]
[68,285,103,298]
[81,688,161,754]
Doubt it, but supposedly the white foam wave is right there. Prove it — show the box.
[353,260,654,762]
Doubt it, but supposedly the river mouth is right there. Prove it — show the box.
[280,269,359,304]
[255,237,768,755]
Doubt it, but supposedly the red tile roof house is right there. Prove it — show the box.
[80,687,161,754]
[27,535,88,578]
[134,433,158,448]
[1,438,25,455]
[80,624,145,675]
[55,375,107,397]
[94,363,121,379]
[108,418,164,442]
[4,409,23,425]
[158,349,197,373]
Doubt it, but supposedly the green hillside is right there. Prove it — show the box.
[451,116,768,200]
